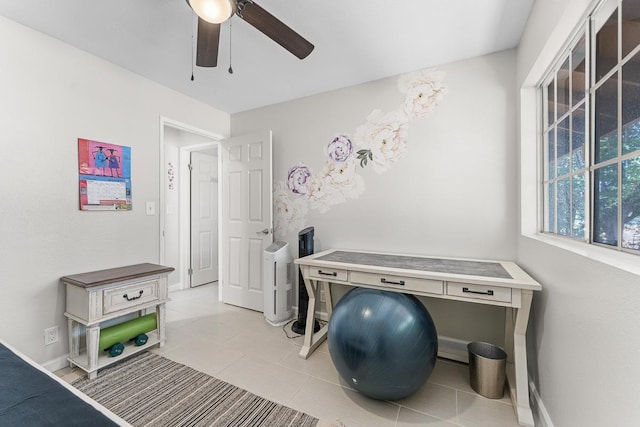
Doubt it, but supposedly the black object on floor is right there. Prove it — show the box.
[291,226,320,335]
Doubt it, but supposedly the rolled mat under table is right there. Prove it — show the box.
[99,314,157,351]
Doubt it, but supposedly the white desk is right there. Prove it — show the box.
[294,249,541,427]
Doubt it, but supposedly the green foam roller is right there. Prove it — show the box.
[99,313,157,351]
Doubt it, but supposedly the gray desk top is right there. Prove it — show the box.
[316,251,512,279]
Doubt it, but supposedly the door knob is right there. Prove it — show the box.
[256,228,270,235]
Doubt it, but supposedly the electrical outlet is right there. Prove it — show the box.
[44,326,58,346]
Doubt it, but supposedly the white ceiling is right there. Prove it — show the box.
[0,0,534,114]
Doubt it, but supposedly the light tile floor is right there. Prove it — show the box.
[61,283,524,427]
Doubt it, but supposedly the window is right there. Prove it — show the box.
[541,0,640,254]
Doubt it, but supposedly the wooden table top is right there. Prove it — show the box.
[61,263,175,288]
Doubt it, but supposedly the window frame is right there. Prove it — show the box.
[538,0,640,257]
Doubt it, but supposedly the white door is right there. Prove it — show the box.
[221,132,273,311]
[190,151,218,287]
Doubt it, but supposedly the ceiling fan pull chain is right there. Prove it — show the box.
[228,19,234,74]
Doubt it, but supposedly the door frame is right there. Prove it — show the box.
[159,116,224,297]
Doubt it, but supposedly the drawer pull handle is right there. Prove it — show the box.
[381,278,405,286]
[462,287,494,296]
[123,290,144,301]
[318,270,337,277]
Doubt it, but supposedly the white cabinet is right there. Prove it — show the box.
[62,263,174,379]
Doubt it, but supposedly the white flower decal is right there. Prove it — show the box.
[273,182,308,239]
[311,159,365,213]
[398,69,448,118]
[305,175,339,213]
[354,109,409,174]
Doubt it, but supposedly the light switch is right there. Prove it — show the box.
[146,202,155,216]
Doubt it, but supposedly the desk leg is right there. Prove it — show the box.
[67,319,80,368]
[323,281,333,318]
[505,290,534,427]
[298,273,329,359]
[157,303,166,348]
[86,324,100,380]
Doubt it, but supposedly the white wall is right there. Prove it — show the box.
[232,49,518,347]
[0,16,229,364]
[517,0,640,425]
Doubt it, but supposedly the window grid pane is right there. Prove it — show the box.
[622,50,640,154]
[557,117,571,176]
[548,129,555,179]
[595,8,618,82]
[572,36,587,107]
[557,57,571,118]
[557,178,572,235]
[622,2,640,60]
[622,156,640,251]
[593,164,619,246]
[547,81,555,127]
[594,74,619,163]
[571,104,586,171]
[572,173,586,239]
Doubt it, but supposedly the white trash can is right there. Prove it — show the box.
[467,342,506,399]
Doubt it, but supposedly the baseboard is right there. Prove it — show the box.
[437,336,470,362]
[41,353,71,373]
[315,310,329,322]
[168,282,184,293]
[529,377,554,427]
[304,315,470,363]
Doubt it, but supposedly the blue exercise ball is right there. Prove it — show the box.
[328,288,438,400]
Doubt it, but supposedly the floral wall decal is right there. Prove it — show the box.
[167,162,175,190]
[354,109,409,173]
[398,69,448,118]
[287,163,312,195]
[274,68,448,238]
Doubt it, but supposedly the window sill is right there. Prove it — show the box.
[522,232,640,277]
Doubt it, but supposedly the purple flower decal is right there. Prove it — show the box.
[287,163,312,195]
[327,134,353,163]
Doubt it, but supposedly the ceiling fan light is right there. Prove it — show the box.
[189,0,234,24]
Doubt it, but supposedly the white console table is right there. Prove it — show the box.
[62,263,174,379]
[294,249,541,427]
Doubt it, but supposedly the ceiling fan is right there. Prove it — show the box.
[186,0,314,68]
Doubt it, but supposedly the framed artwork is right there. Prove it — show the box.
[78,138,132,211]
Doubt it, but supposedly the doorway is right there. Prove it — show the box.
[159,117,223,293]
[190,150,218,287]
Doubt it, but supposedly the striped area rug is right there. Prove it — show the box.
[72,352,319,427]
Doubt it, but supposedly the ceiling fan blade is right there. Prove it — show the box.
[196,17,220,67]
[237,1,314,60]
